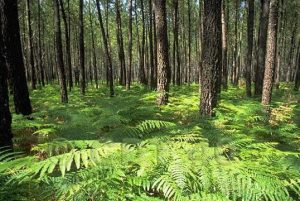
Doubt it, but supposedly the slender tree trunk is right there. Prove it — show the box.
[0,16,12,148]
[221,0,228,90]
[286,19,297,82]
[37,0,45,87]
[54,0,68,103]
[245,0,254,96]
[262,0,279,106]
[96,0,114,97]
[255,0,270,96]
[187,0,192,84]
[79,0,85,94]
[154,0,170,105]
[173,0,180,86]
[115,0,126,86]
[139,0,147,85]
[89,2,98,89]
[26,0,36,90]
[126,0,133,90]
[59,0,73,91]
[200,0,222,116]
[294,40,300,91]
[1,0,32,116]
[148,0,155,89]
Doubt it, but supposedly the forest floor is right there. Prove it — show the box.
[3,84,300,200]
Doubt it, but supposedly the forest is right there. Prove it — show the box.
[0,0,300,200]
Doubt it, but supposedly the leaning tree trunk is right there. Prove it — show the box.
[261,0,279,106]
[154,0,170,106]
[54,0,68,103]
[255,0,270,96]
[79,0,85,95]
[0,19,12,148]
[245,0,255,97]
[96,0,114,97]
[0,0,32,115]
[26,0,36,90]
[200,0,222,116]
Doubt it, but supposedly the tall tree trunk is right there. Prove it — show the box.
[96,0,114,97]
[261,0,279,106]
[294,40,300,91]
[115,0,126,86]
[37,0,45,87]
[139,0,147,85]
[54,0,68,103]
[126,0,133,90]
[255,0,270,96]
[26,0,36,90]
[232,0,239,86]
[154,0,170,106]
[200,0,222,116]
[173,0,180,86]
[187,0,192,84]
[148,0,155,89]
[0,17,12,148]
[79,0,85,94]
[59,0,73,91]
[1,0,32,115]
[245,0,254,97]
[89,2,98,89]
[286,18,297,82]
[221,0,228,90]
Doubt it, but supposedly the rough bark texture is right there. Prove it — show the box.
[54,0,68,103]
[79,0,85,95]
[261,0,279,106]
[173,0,180,86]
[148,0,155,89]
[221,0,228,90]
[26,0,36,90]
[37,0,45,87]
[294,41,300,91]
[0,0,32,115]
[154,0,170,106]
[89,3,98,89]
[139,0,147,85]
[96,0,114,97]
[255,0,270,96]
[0,18,12,148]
[245,0,255,97]
[200,0,222,116]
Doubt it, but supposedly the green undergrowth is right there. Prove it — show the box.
[1,83,300,201]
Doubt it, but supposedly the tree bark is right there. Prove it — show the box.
[37,0,45,87]
[0,17,12,148]
[245,0,254,97]
[0,0,32,116]
[54,0,68,103]
[79,0,85,95]
[89,2,98,89]
[221,0,228,90]
[261,0,279,106]
[26,0,36,90]
[154,0,170,106]
[200,0,222,116]
[126,0,133,90]
[96,0,114,97]
[294,40,300,91]
[255,0,270,96]
[173,0,181,86]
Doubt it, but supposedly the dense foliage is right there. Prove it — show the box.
[1,84,299,201]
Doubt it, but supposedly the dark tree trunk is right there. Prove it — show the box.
[54,0,68,103]
[79,0,85,94]
[38,0,45,87]
[294,40,300,91]
[59,0,73,91]
[187,0,191,84]
[26,0,36,90]
[221,0,228,91]
[115,0,126,86]
[126,0,133,90]
[154,0,170,106]
[200,0,222,116]
[96,0,114,97]
[0,18,12,148]
[148,0,155,89]
[261,0,279,106]
[245,0,254,97]
[286,19,297,82]
[1,0,32,116]
[255,0,270,96]
[173,0,180,86]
